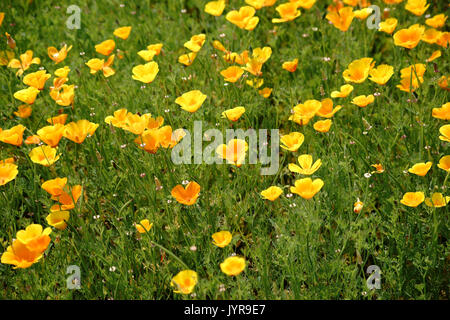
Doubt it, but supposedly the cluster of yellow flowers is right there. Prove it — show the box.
[0,0,448,295]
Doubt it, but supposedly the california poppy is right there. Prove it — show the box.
[171,181,201,205]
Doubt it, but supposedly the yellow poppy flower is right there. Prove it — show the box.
[226,6,259,30]
[393,24,425,49]
[378,18,398,34]
[46,210,70,230]
[135,219,153,233]
[439,125,450,142]
[16,224,52,253]
[369,64,394,85]
[221,66,244,83]
[282,58,298,72]
[184,34,206,52]
[408,161,432,176]
[425,14,447,29]
[272,3,301,23]
[23,70,51,90]
[259,87,272,98]
[289,99,322,125]
[0,162,18,186]
[351,95,375,107]
[50,84,75,106]
[178,52,197,66]
[291,0,317,10]
[54,66,70,78]
[95,39,115,56]
[343,57,374,83]
[289,154,322,175]
[216,139,248,167]
[290,178,324,199]
[47,114,68,125]
[48,44,72,64]
[421,28,442,44]
[220,256,246,276]
[13,105,32,119]
[313,119,332,132]
[171,181,201,206]
[437,155,450,172]
[0,124,26,146]
[432,102,450,120]
[280,132,304,151]
[42,177,68,197]
[7,50,40,76]
[404,0,429,16]
[63,120,99,144]
[326,6,354,32]
[316,98,341,118]
[29,146,60,166]
[171,270,198,294]
[37,124,66,147]
[1,239,44,269]
[86,55,115,77]
[426,50,441,63]
[260,186,283,201]
[132,61,159,83]
[400,192,425,207]
[221,107,246,122]
[205,0,226,16]
[147,43,163,55]
[246,0,277,9]
[113,26,132,40]
[14,86,40,105]
[175,90,207,113]
[330,84,354,98]
[137,49,156,62]
[211,231,232,247]
[424,193,449,208]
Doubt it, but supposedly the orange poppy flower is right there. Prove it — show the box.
[48,44,72,64]
[23,70,51,90]
[226,6,259,30]
[171,181,201,205]
[113,26,132,40]
[63,120,99,144]
[95,39,115,56]
[393,24,425,49]
[326,7,354,32]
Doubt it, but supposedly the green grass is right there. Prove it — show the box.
[0,0,448,299]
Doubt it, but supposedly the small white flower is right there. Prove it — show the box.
[109,266,116,272]
[364,173,372,178]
